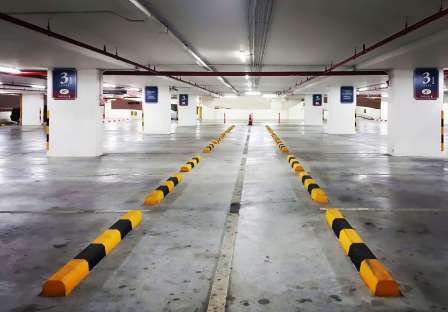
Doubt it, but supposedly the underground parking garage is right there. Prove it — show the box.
[0,1,448,311]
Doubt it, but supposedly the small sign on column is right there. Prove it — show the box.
[52,68,77,100]
[414,68,439,100]
[179,94,189,106]
[312,94,322,106]
[145,86,158,103]
[340,86,354,103]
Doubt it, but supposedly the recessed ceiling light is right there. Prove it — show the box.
[30,84,46,89]
[262,93,277,98]
[103,83,116,88]
[0,66,21,74]
[245,91,261,96]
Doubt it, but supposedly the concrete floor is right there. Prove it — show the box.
[0,119,447,312]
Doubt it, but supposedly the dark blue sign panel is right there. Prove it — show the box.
[414,68,439,100]
[312,94,322,106]
[145,86,158,103]
[179,94,189,106]
[52,68,77,100]
[340,86,354,103]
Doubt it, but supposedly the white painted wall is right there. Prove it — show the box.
[304,95,323,125]
[327,86,356,134]
[142,85,171,134]
[201,96,303,122]
[104,101,142,120]
[388,69,444,157]
[356,106,381,120]
[178,95,198,126]
[47,69,103,157]
[381,100,388,121]
[22,94,44,126]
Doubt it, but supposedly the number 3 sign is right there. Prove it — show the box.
[52,68,77,100]
[414,68,439,100]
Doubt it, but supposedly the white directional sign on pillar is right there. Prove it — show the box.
[388,69,444,157]
[142,85,171,134]
[21,94,44,126]
[304,94,324,125]
[178,94,198,126]
[47,69,103,157]
[326,86,356,134]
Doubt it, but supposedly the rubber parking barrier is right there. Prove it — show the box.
[325,208,400,297]
[41,210,142,297]
[45,111,50,151]
[287,155,305,172]
[212,137,222,145]
[202,125,235,154]
[180,156,202,172]
[277,142,289,153]
[298,171,329,204]
[203,143,215,153]
[144,173,183,205]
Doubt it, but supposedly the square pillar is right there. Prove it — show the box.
[304,94,324,125]
[141,85,171,134]
[327,86,356,134]
[47,69,103,157]
[21,94,44,126]
[178,94,198,126]
[388,69,444,157]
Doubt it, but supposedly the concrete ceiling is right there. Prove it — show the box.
[0,0,447,95]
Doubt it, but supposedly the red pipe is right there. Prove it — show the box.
[0,12,220,96]
[287,7,448,93]
[102,70,387,77]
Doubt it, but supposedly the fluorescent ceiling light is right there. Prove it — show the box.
[245,74,249,80]
[0,66,21,74]
[245,91,261,96]
[238,50,250,63]
[380,83,388,88]
[103,83,116,88]
[262,93,277,98]
[30,84,46,89]
[358,87,368,92]
[0,82,3,85]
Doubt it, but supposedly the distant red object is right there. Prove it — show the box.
[248,114,253,126]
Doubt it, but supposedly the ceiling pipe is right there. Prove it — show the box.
[284,6,448,94]
[103,70,387,76]
[128,0,239,94]
[0,12,221,97]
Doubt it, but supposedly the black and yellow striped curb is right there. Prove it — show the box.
[180,156,202,172]
[144,173,184,205]
[45,110,50,151]
[266,125,328,204]
[298,171,329,204]
[203,143,215,153]
[203,125,235,153]
[266,125,289,153]
[441,110,444,152]
[287,155,305,173]
[325,208,400,297]
[41,210,142,297]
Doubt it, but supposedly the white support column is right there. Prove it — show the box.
[142,85,171,134]
[21,94,44,126]
[178,94,198,126]
[327,86,356,134]
[388,69,444,157]
[47,69,103,157]
[304,94,324,125]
